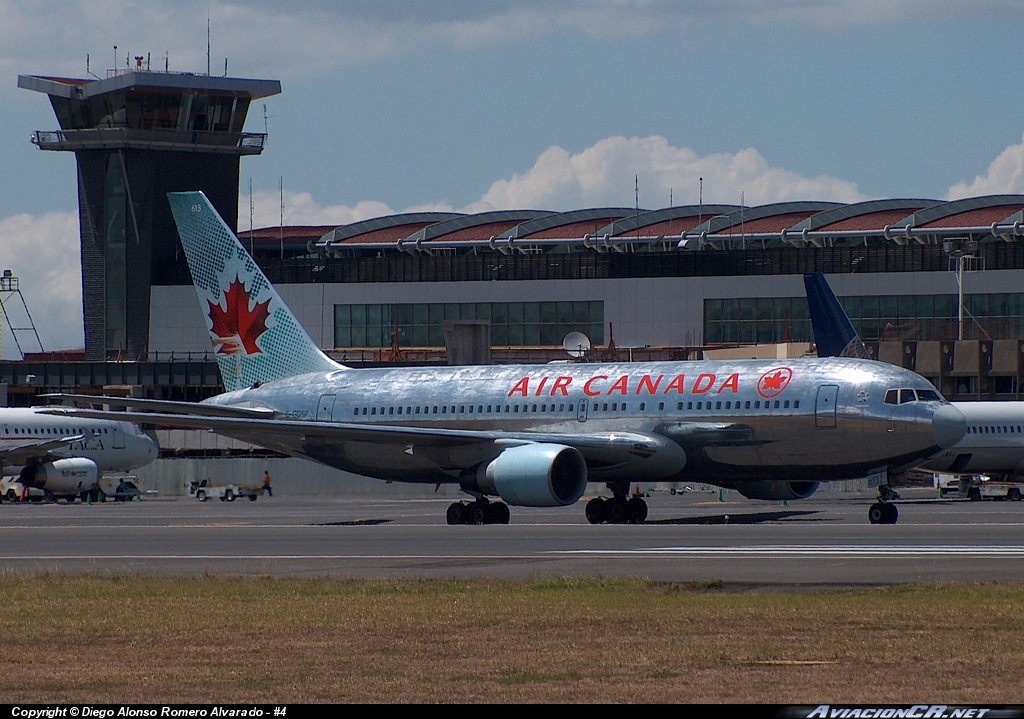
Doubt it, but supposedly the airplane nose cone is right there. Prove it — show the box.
[932,404,966,448]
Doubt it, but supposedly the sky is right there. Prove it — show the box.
[2,0,1024,355]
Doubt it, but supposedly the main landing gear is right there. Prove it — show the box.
[585,482,648,525]
[868,486,899,525]
[446,498,510,525]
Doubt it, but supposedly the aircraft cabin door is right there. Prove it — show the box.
[815,385,839,429]
[317,394,337,422]
[112,426,126,449]
[576,398,588,423]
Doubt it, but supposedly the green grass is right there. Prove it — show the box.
[0,576,1022,703]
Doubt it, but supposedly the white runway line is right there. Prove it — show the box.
[2,545,1024,561]
[550,545,1024,558]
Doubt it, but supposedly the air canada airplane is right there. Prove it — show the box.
[44,192,966,525]
[805,271,1024,480]
[0,408,158,502]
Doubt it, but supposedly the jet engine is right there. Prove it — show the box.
[731,480,820,501]
[471,443,588,507]
[19,458,99,495]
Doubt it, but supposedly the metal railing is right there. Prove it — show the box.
[31,128,267,154]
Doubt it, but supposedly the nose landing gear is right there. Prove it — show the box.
[868,486,899,524]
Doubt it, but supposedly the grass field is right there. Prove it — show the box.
[1,576,1022,703]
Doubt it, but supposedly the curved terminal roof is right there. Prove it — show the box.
[495,208,639,242]
[892,195,1024,229]
[309,194,1024,254]
[692,201,842,235]
[790,199,937,233]
[597,205,739,238]
[403,210,552,245]
[319,212,464,247]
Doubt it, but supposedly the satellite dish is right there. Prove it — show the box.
[563,331,591,359]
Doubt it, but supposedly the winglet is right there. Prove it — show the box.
[167,191,343,392]
[803,272,871,359]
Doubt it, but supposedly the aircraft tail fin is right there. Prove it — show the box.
[803,272,871,359]
[167,191,343,392]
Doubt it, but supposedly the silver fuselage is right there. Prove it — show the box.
[0,407,159,473]
[203,357,964,487]
[922,402,1024,476]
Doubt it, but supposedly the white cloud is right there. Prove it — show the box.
[2,1,1020,93]
[0,211,81,358]
[245,135,867,226]
[468,135,867,211]
[946,134,1024,200]
[241,189,395,229]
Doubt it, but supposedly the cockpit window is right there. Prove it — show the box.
[899,389,916,404]
[916,389,942,402]
[884,389,899,405]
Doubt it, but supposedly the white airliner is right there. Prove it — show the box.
[805,271,1024,479]
[43,192,967,525]
[0,408,158,502]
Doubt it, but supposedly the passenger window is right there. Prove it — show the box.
[353,408,359,416]
[371,408,377,416]
[794,400,800,408]
[715,401,721,410]
[696,402,702,410]
[884,389,899,405]
[658,402,664,411]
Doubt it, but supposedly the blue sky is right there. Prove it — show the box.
[2,1,1024,353]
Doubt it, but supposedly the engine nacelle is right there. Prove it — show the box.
[474,444,588,507]
[20,458,99,495]
[731,480,820,501]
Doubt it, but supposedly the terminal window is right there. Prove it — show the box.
[704,293,1024,345]
[334,301,603,348]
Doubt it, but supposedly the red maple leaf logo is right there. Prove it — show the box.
[757,367,793,399]
[207,276,271,356]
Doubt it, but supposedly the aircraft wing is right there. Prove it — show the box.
[40,393,276,419]
[0,435,87,466]
[38,407,669,470]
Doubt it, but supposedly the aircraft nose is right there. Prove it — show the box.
[932,404,966,448]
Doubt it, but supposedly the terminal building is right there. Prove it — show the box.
[10,65,1024,407]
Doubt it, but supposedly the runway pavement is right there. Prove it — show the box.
[1,488,1023,585]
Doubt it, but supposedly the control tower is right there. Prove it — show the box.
[19,65,281,360]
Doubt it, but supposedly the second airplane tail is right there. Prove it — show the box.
[803,272,871,359]
[168,191,343,392]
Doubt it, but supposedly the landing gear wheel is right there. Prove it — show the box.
[885,503,898,524]
[869,503,898,524]
[488,502,510,525]
[606,497,630,524]
[869,503,885,524]
[628,496,648,524]
[585,497,606,525]
[446,502,467,525]
[468,502,490,525]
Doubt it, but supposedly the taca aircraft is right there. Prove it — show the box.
[805,271,1024,482]
[0,408,158,502]
[45,192,966,525]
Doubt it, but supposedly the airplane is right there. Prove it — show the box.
[804,271,1024,480]
[41,192,967,525]
[0,407,159,503]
